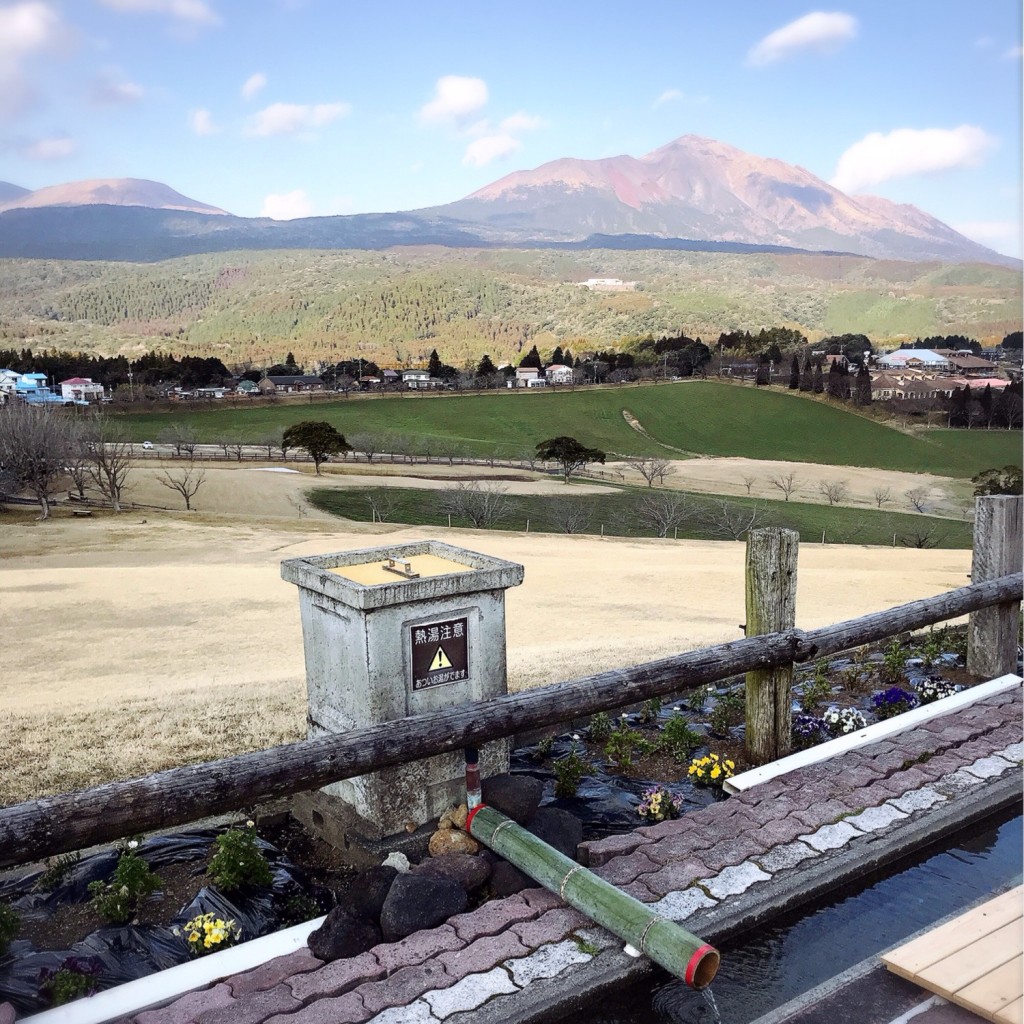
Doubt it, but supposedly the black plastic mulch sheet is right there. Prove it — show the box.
[0,829,308,1014]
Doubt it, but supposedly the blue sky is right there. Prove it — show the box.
[1,1,1021,256]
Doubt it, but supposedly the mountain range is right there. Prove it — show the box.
[0,136,1014,266]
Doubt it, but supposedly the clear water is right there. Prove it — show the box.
[584,808,1022,1024]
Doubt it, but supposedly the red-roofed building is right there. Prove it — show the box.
[59,377,105,403]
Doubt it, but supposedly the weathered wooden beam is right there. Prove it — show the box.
[745,528,799,764]
[0,572,1019,868]
[969,496,1022,678]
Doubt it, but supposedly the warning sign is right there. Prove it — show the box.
[410,616,469,691]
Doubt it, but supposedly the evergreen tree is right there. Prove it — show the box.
[826,361,842,399]
[812,364,824,394]
[519,345,542,369]
[788,356,800,390]
[948,385,971,428]
[563,349,574,368]
[428,348,443,378]
[551,345,564,366]
[978,384,994,428]
[839,363,851,401]
[755,360,770,386]
[799,358,813,392]
[476,354,497,377]
[855,364,872,405]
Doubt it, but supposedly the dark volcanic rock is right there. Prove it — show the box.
[413,853,491,893]
[481,774,544,824]
[379,873,468,942]
[345,865,398,922]
[490,860,531,897]
[525,807,584,861]
[307,906,382,961]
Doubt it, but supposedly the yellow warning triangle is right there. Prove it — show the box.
[429,646,452,671]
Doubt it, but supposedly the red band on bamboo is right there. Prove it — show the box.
[465,803,488,832]
[684,945,715,988]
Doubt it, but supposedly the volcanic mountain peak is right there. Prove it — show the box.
[0,178,229,216]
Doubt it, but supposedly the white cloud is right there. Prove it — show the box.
[748,11,857,66]
[260,189,313,219]
[189,107,218,135]
[241,72,266,100]
[98,0,220,26]
[23,134,75,159]
[0,1,68,121]
[500,111,545,133]
[246,101,350,137]
[1004,45,1023,60]
[831,125,996,193]
[420,75,488,124]
[654,88,683,107]
[90,70,144,105]
[463,133,520,167]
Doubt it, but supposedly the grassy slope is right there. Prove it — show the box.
[308,485,974,548]
[118,381,1020,478]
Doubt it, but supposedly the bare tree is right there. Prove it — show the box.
[817,479,849,506]
[84,414,133,512]
[545,497,593,534]
[158,423,199,460]
[635,492,693,537]
[905,487,930,513]
[349,432,380,463]
[872,486,893,509]
[697,498,770,541]
[0,403,76,519]
[65,449,91,500]
[770,472,799,501]
[741,474,757,495]
[439,482,514,528]
[366,489,401,523]
[157,466,206,511]
[899,526,945,549]
[624,456,675,488]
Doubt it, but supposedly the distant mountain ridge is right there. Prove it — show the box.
[0,137,1015,266]
[0,178,227,216]
[428,135,1003,265]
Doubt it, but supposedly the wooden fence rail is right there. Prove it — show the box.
[0,572,1018,869]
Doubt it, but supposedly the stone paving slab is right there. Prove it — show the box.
[97,686,1021,1024]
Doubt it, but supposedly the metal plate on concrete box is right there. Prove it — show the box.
[411,616,469,690]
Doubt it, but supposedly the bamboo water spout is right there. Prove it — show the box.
[466,803,720,989]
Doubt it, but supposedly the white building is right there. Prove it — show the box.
[545,364,573,385]
[59,377,106,403]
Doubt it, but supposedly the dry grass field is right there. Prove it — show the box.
[0,459,973,806]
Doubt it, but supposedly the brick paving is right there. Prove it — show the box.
[30,686,1022,1024]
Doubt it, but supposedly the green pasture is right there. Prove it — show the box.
[308,485,973,549]
[116,381,1020,478]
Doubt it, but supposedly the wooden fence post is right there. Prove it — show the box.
[968,495,1022,678]
[745,527,799,763]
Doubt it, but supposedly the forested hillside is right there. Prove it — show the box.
[1,248,1019,370]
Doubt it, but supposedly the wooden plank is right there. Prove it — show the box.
[957,958,1023,1020]
[883,887,1023,976]
[999,996,1023,1024]
[916,921,1022,996]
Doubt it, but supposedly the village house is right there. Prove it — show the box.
[545,364,574,385]
[258,374,326,395]
[513,367,545,388]
[401,369,444,390]
[58,377,106,404]
[876,349,951,372]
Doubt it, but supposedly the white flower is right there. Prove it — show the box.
[571,734,580,741]
[128,840,139,850]
[246,819,255,828]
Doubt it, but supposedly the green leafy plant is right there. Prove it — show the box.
[38,957,103,1006]
[879,639,909,685]
[661,714,703,763]
[35,851,81,892]
[604,727,649,771]
[552,746,592,798]
[277,892,327,928]
[587,712,613,743]
[531,735,555,762]
[0,903,19,955]
[708,688,745,736]
[799,660,833,709]
[88,839,161,924]
[687,753,736,790]
[637,698,662,725]
[208,821,273,892]
[915,628,945,670]
[176,912,241,957]
[685,684,715,714]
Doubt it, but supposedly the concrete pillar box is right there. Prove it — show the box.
[281,540,524,839]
